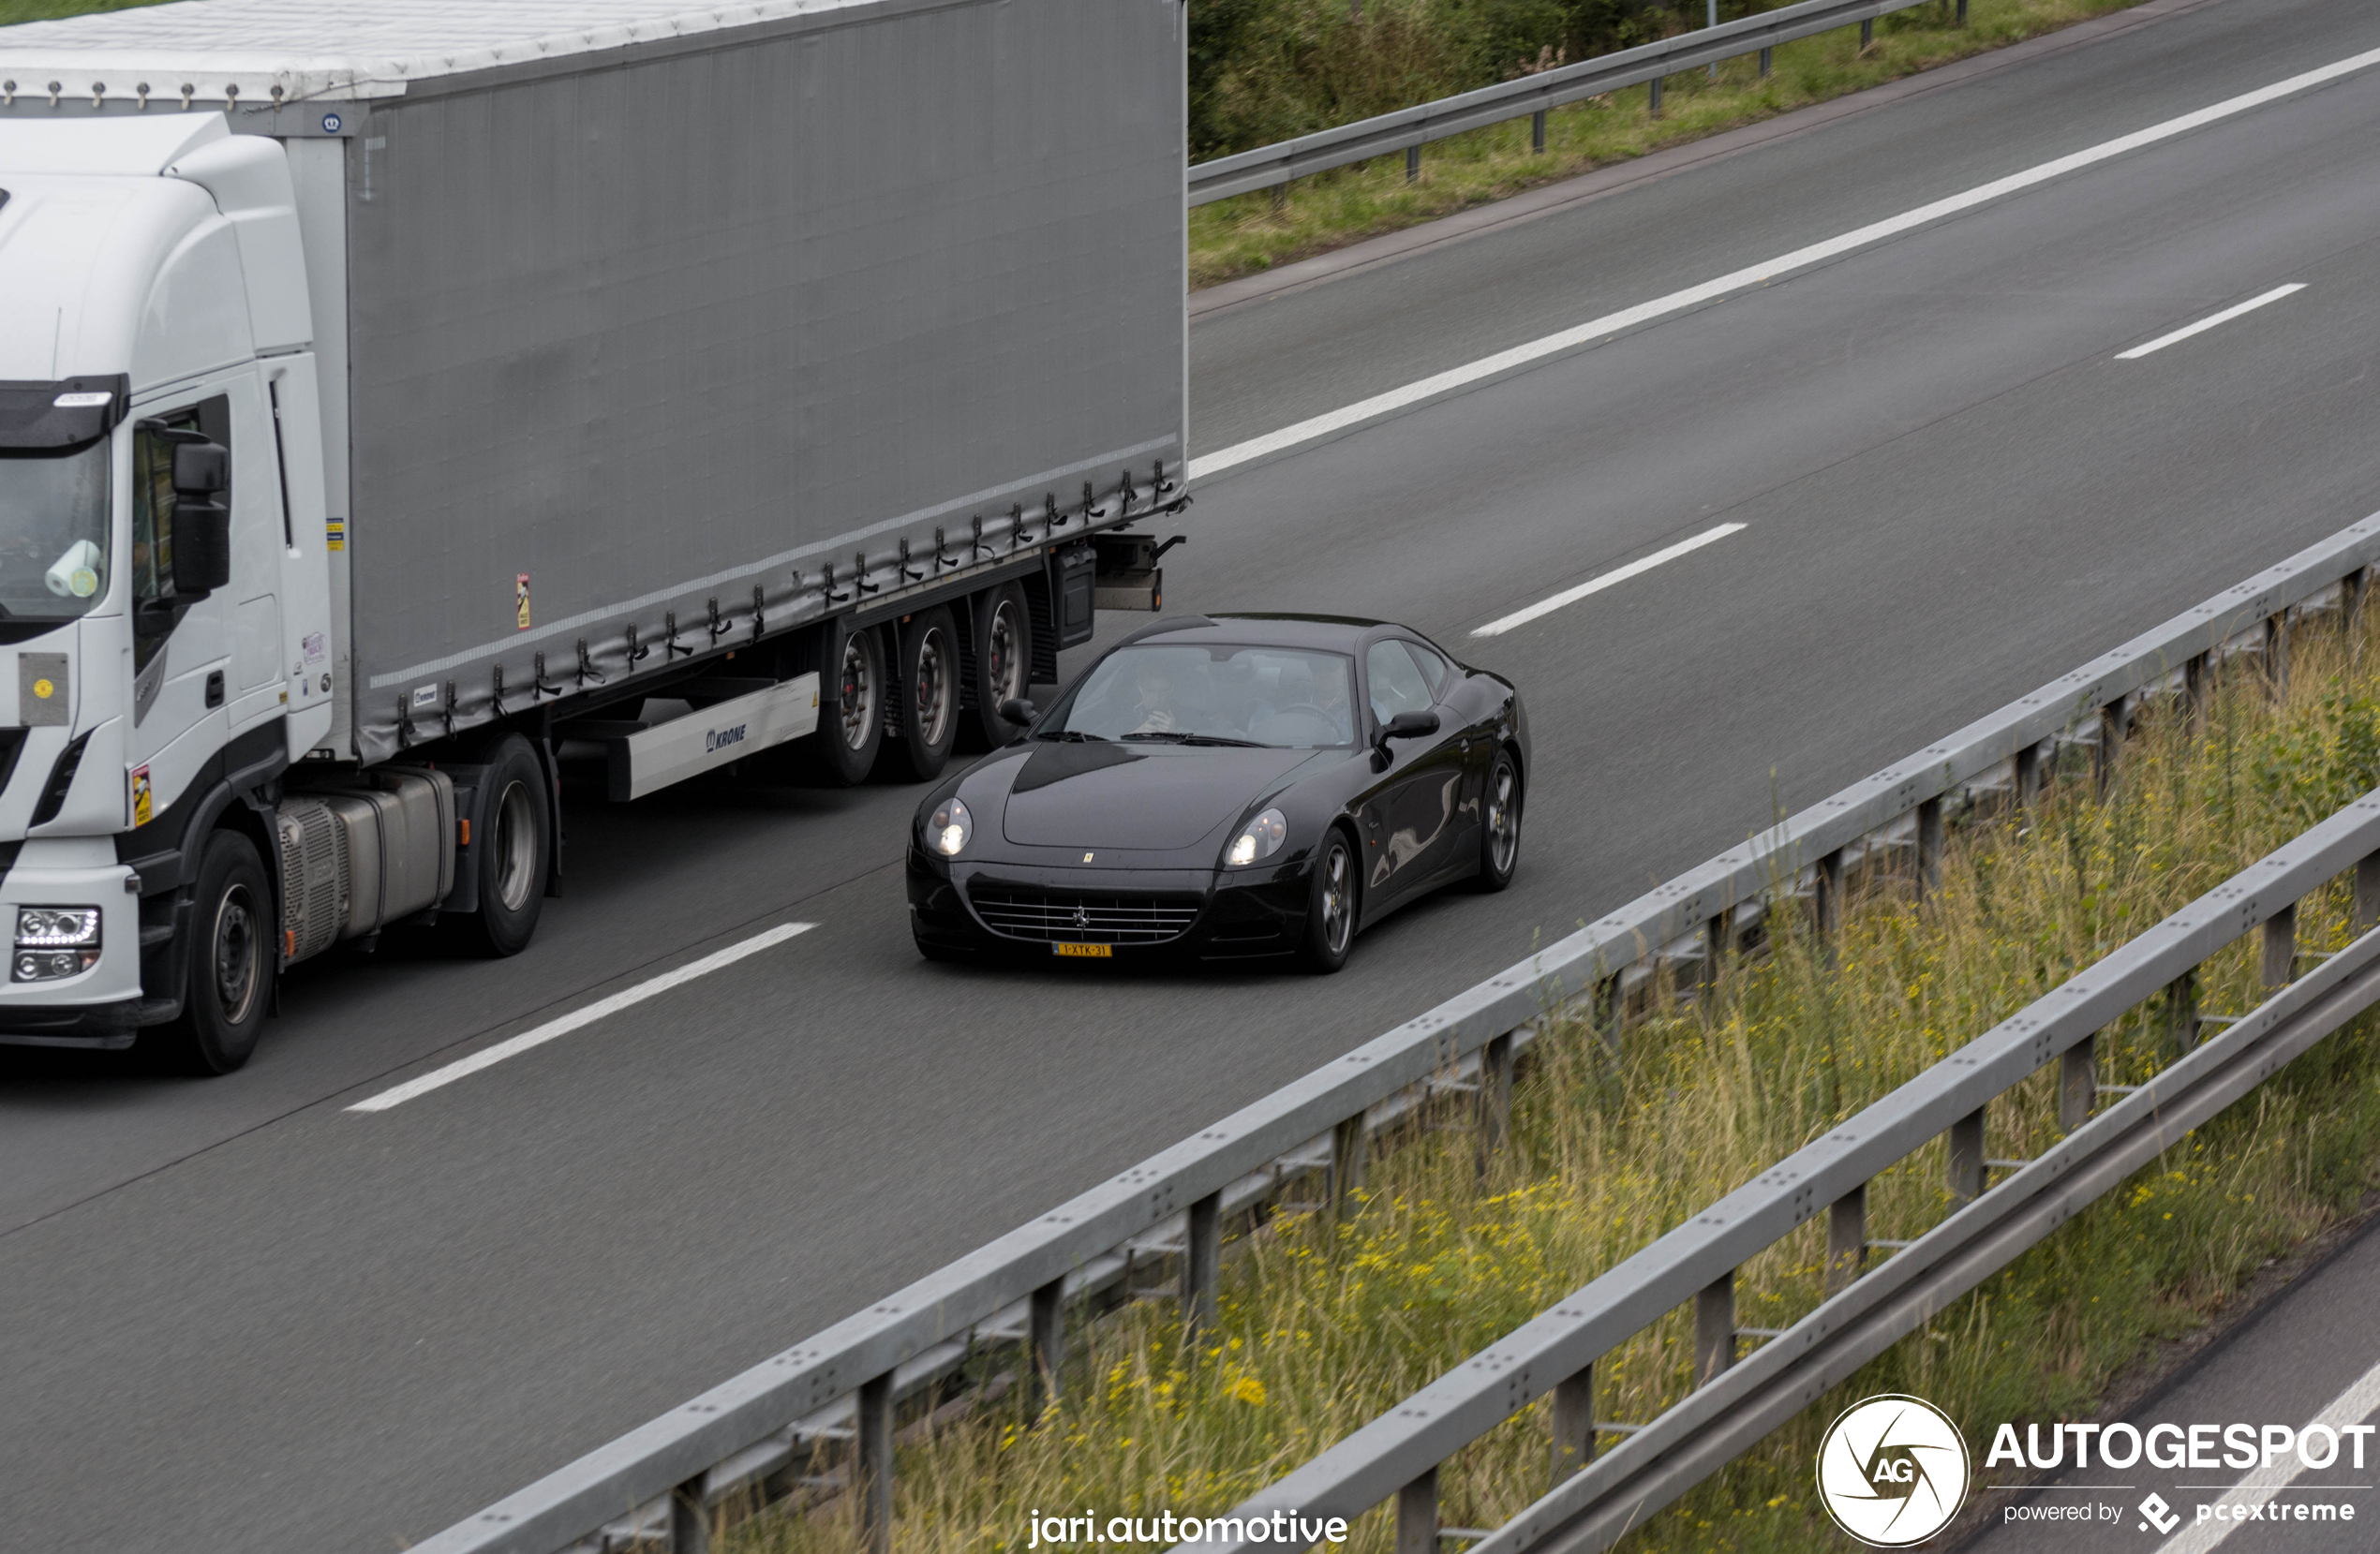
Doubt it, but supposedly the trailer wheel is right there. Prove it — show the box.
[803,620,886,786]
[455,735,550,956]
[157,830,274,1073]
[960,583,1033,752]
[885,606,960,781]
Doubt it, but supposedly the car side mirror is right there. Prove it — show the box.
[998,697,1036,727]
[1377,709,1439,747]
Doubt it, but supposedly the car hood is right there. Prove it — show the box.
[999,740,1317,849]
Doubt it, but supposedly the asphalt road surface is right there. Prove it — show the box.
[7,0,2380,1548]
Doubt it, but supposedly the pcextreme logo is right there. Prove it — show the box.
[1816,1394,1973,1547]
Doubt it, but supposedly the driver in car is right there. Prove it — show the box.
[1128,661,1179,734]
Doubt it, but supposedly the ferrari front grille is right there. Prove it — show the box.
[968,883,1202,945]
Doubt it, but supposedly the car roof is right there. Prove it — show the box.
[1126,613,1403,651]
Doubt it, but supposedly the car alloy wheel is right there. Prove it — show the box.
[1489,763,1519,876]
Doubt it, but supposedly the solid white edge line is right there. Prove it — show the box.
[1471,523,1747,637]
[347,921,816,1113]
[2155,1352,2380,1552]
[1186,47,2380,483]
[2115,283,2307,359]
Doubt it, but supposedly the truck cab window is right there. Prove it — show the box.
[0,441,111,627]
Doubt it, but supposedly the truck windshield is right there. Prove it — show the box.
[0,441,111,622]
[1051,645,1358,748]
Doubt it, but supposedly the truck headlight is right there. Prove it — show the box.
[1227,808,1287,867]
[15,905,100,982]
[928,798,973,858]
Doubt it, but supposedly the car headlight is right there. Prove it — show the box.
[1227,807,1287,867]
[927,797,973,858]
[15,905,100,983]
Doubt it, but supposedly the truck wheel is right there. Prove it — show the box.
[456,735,550,956]
[960,583,1032,751]
[161,830,274,1073]
[803,620,885,786]
[885,606,960,780]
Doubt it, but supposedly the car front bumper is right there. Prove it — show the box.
[908,848,1312,961]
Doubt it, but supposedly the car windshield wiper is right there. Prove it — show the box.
[1121,731,1266,747]
[1037,729,1110,743]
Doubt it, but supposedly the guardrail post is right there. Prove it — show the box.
[1703,906,1733,990]
[1947,1108,1985,1206]
[2015,739,2043,809]
[2059,1033,2095,1132]
[1476,1031,1514,1172]
[2263,904,2297,988]
[2164,969,2198,1055]
[1916,797,1943,897]
[1825,1184,1867,1295]
[1395,1465,1439,1554]
[2185,651,2209,731]
[1531,109,1546,154]
[1183,1191,1221,1339]
[1956,0,1968,23]
[1551,1363,1594,1482]
[2096,698,2128,795]
[1816,849,1844,937]
[1760,45,1773,77]
[2268,612,2290,694]
[1406,144,1421,183]
[2359,852,2380,929]
[1859,17,1875,48]
[856,1371,894,1554]
[670,1473,710,1554]
[1028,1277,1064,1416]
[1332,1113,1369,1220]
[1694,1271,1736,1384]
[1649,76,1663,117]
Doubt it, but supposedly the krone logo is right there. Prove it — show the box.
[1815,1394,1971,1547]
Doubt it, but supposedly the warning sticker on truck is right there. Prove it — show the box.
[516,573,531,630]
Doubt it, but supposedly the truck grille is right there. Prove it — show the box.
[968,884,1201,945]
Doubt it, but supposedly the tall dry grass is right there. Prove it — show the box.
[731,599,2380,1554]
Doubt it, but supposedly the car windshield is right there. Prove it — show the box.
[1051,644,1358,747]
[0,441,111,622]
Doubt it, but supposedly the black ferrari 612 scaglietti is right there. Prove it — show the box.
[906,614,1526,970]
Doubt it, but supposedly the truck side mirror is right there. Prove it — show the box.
[165,437,232,598]
[171,498,233,596]
[171,440,228,497]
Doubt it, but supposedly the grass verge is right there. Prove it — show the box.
[730,603,2380,1554]
[1190,0,2160,289]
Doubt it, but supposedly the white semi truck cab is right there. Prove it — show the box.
[1,115,336,1066]
[0,0,1189,1072]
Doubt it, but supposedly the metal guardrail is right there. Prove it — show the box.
[418,513,2380,1554]
[1186,0,1966,205]
[1205,789,2380,1554]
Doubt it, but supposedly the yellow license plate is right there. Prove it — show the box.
[1052,941,1112,958]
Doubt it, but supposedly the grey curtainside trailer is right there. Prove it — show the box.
[0,0,1187,1067]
